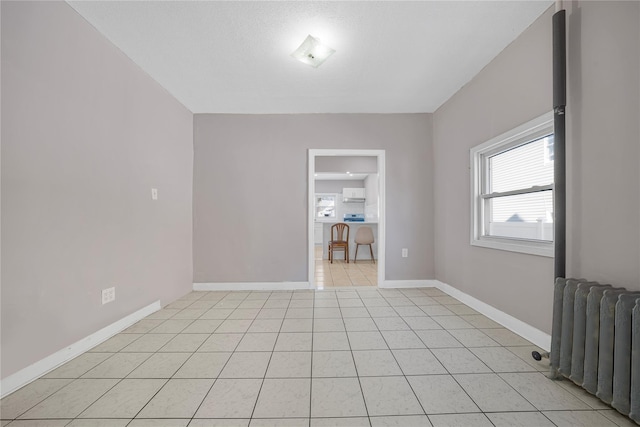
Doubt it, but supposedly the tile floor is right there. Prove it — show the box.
[315,246,377,288]
[2,287,638,426]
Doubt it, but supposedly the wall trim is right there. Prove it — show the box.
[0,300,161,399]
[380,280,437,288]
[432,280,551,351]
[193,282,312,291]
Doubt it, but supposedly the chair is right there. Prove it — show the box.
[354,226,375,263]
[328,223,350,263]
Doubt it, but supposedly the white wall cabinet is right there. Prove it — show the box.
[314,223,324,244]
[343,188,365,200]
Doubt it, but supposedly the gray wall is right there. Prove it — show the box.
[193,114,434,283]
[1,1,194,378]
[565,1,640,288]
[315,180,364,194]
[433,2,640,335]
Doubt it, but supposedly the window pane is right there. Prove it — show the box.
[488,191,553,241]
[316,195,336,218]
[489,135,554,193]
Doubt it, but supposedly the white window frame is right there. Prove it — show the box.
[470,111,554,257]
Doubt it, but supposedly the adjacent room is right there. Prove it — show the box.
[2,1,639,426]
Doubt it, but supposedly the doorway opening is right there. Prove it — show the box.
[308,149,386,289]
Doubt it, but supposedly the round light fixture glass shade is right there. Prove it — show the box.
[291,35,335,68]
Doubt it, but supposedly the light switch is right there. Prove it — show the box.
[151,188,158,200]
[402,248,408,258]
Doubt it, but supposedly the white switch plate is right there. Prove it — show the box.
[102,287,115,305]
[151,188,158,200]
[402,248,408,258]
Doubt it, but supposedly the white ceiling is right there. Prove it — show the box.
[67,1,552,114]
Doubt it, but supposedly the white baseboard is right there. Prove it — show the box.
[432,280,551,351]
[0,300,161,399]
[193,282,312,291]
[380,280,436,288]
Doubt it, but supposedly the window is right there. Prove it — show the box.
[315,194,336,218]
[470,112,554,257]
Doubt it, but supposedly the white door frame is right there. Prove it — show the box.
[308,149,386,288]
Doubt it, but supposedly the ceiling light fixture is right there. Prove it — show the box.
[291,35,335,68]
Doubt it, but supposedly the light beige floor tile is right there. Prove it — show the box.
[428,413,492,427]
[470,347,538,373]
[275,333,313,351]
[189,419,249,427]
[44,353,112,379]
[343,317,377,332]
[360,376,423,416]
[313,307,342,319]
[313,332,350,351]
[312,351,357,378]
[369,415,432,427]
[194,378,261,418]
[253,378,311,418]
[200,308,233,320]
[556,380,611,409]
[338,299,365,308]
[250,418,308,427]
[407,375,479,414]
[5,420,71,426]
[120,334,175,352]
[0,379,72,419]
[281,318,313,332]
[123,319,164,333]
[347,331,388,350]
[448,329,500,347]
[393,306,426,317]
[455,373,535,412]
[311,417,370,427]
[352,350,402,376]
[181,319,223,334]
[505,346,550,372]
[128,420,190,427]
[486,412,555,426]
[314,299,339,308]
[401,316,441,331]
[20,379,118,419]
[79,379,166,418]
[499,372,591,410]
[256,309,287,319]
[266,352,312,378]
[172,308,208,320]
[313,318,345,332]
[431,348,491,374]
[432,316,474,329]
[392,349,447,375]
[431,296,462,305]
[247,319,283,333]
[197,333,243,352]
[311,378,367,418]
[67,419,131,426]
[419,305,455,316]
[215,319,253,333]
[289,300,314,308]
[219,352,271,378]
[380,331,425,349]
[373,317,410,331]
[286,308,314,319]
[89,334,142,352]
[136,379,214,418]
[340,307,371,318]
[188,300,219,309]
[159,334,208,352]
[459,314,501,328]
[481,328,532,346]
[235,333,278,352]
[127,353,191,378]
[365,307,398,317]
[542,410,618,426]
[173,352,232,378]
[81,353,150,378]
[150,319,194,334]
[227,308,260,319]
[263,300,290,309]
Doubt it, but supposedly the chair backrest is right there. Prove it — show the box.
[331,223,350,241]
[354,226,374,244]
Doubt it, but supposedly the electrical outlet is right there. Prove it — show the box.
[402,248,408,258]
[102,287,115,305]
[151,188,158,200]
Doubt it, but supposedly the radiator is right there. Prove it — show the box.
[550,278,640,423]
